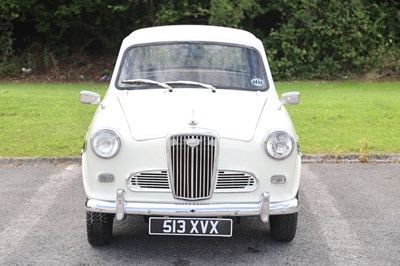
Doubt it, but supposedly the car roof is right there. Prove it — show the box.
[121,25,263,49]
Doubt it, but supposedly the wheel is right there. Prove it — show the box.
[86,211,114,246]
[269,213,298,242]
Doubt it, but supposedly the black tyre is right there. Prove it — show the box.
[86,211,114,246]
[269,213,298,242]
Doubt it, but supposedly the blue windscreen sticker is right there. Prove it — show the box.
[251,78,265,87]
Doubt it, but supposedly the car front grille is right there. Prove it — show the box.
[168,133,218,200]
[128,170,170,191]
[216,170,257,192]
[127,170,257,193]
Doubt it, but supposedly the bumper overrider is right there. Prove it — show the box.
[86,190,299,223]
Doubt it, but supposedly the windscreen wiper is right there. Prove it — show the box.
[164,80,216,93]
[121,79,172,91]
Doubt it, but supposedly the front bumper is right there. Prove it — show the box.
[86,190,299,223]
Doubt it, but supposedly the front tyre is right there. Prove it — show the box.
[86,211,114,246]
[269,213,298,242]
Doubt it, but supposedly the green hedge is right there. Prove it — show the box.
[1,0,399,80]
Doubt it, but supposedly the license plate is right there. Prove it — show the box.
[149,217,233,237]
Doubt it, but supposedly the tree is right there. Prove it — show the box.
[0,0,398,79]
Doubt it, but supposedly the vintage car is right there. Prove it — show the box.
[80,25,301,246]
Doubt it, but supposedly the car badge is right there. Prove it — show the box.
[189,109,198,126]
[184,138,202,148]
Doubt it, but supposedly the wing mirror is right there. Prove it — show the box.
[80,91,105,109]
[80,91,100,104]
[281,91,300,105]
[278,91,300,110]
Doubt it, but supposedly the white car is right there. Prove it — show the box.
[80,25,301,246]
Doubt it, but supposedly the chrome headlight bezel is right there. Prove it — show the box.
[263,131,295,160]
[90,129,121,159]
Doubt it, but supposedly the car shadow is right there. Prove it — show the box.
[87,215,296,265]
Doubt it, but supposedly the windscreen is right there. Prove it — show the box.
[117,42,268,91]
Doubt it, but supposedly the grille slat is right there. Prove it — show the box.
[202,138,205,197]
[168,134,218,200]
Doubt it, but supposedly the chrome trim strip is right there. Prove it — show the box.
[86,192,299,222]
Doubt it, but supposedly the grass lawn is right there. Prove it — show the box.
[0,83,107,157]
[0,81,399,157]
[277,81,400,154]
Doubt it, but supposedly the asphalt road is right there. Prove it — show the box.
[0,163,399,266]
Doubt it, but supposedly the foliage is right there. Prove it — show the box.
[0,0,399,80]
[0,18,15,76]
[332,145,344,163]
[262,0,399,80]
[155,0,210,25]
[359,138,370,163]
[0,1,17,76]
[154,0,263,28]
[208,0,262,28]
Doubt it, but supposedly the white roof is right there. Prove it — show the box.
[121,25,264,50]
[111,25,273,89]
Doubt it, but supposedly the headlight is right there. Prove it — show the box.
[264,131,294,160]
[91,129,121,159]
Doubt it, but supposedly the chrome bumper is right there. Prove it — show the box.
[86,190,299,223]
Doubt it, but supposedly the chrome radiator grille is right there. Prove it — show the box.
[168,133,218,200]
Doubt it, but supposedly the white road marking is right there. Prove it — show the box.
[301,165,370,265]
[0,165,80,262]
